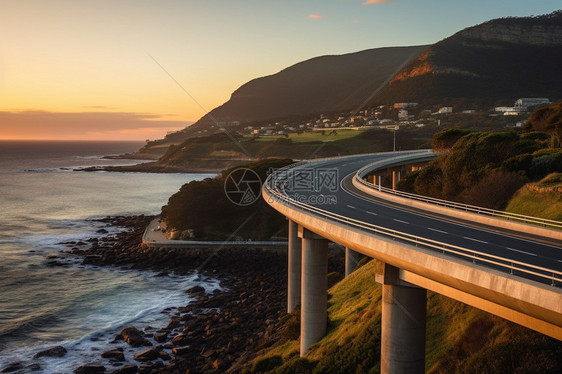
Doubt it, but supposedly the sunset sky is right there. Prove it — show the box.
[1,0,559,140]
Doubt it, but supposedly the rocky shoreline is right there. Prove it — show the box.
[54,215,343,374]
[74,162,222,174]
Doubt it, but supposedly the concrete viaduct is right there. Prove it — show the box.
[262,150,562,373]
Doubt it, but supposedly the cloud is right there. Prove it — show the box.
[308,14,326,19]
[0,110,190,141]
[362,0,390,4]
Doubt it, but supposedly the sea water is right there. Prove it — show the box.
[0,141,218,373]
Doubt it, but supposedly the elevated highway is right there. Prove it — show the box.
[262,150,562,373]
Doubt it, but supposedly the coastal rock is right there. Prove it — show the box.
[201,349,215,358]
[118,327,152,347]
[172,333,188,346]
[186,285,205,295]
[101,348,125,361]
[82,255,102,265]
[46,260,68,267]
[213,359,226,371]
[172,346,190,356]
[74,364,106,374]
[1,362,23,373]
[110,366,138,374]
[153,332,168,343]
[165,318,181,330]
[73,215,310,374]
[133,349,159,362]
[33,345,67,358]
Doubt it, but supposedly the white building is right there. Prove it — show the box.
[438,107,453,114]
[398,109,409,121]
[514,98,550,112]
[495,107,514,112]
[393,102,418,109]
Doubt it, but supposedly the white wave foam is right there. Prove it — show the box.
[0,271,222,373]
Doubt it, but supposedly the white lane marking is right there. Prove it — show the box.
[340,176,562,251]
[507,247,537,257]
[463,236,488,244]
[346,205,357,209]
[428,227,447,234]
[393,219,409,224]
[366,211,377,216]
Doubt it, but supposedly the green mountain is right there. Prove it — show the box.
[374,11,562,108]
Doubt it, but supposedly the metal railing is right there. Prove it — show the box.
[265,165,561,286]
[355,154,562,230]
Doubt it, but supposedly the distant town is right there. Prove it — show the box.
[183,97,551,139]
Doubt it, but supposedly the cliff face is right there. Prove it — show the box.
[376,11,562,107]
[456,24,562,46]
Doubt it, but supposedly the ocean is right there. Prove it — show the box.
[0,141,218,373]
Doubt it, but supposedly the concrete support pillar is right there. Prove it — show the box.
[378,175,382,191]
[287,220,302,313]
[392,170,397,190]
[372,174,377,185]
[345,247,362,277]
[376,262,426,374]
[299,226,328,355]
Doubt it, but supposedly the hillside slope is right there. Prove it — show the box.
[373,11,562,108]
[196,46,425,123]
[506,173,562,221]
[159,46,426,140]
[241,260,562,374]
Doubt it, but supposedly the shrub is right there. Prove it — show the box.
[529,151,562,179]
[413,165,443,198]
[280,308,300,341]
[251,355,284,373]
[431,128,471,151]
[459,170,527,209]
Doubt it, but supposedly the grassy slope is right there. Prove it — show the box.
[244,260,562,374]
[506,173,562,221]
[252,129,370,143]
[156,125,439,170]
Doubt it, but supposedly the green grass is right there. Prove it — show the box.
[506,173,562,221]
[243,259,562,374]
[252,129,367,143]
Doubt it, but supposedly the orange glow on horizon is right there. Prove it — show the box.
[0,110,191,141]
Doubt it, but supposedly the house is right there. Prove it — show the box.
[513,98,550,112]
[393,102,418,109]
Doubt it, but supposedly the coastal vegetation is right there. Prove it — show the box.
[161,158,293,240]
[143,125,436,171]
[241,260,562,373]
[506,173,562,221]
[399,102,562,211]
